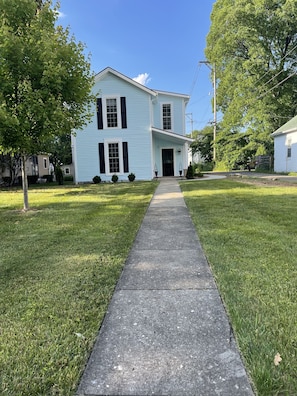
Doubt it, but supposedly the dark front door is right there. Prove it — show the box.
[162,149,174,176]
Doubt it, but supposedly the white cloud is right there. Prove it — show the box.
[133,73,151,86]
[57,11,66,19]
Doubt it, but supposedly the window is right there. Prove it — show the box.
[108,143,120,173]
[65,167,70,174]
[162,103,172,130]
[96,96,127,130]
[106,98,118,127]
[98,141,129,175]
[43,158,47,169]
[287,147,292,158]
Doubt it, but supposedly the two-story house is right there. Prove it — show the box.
[72,67,193,182]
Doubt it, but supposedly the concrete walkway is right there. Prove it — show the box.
[76,178,254,396]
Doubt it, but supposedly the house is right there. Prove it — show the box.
[72,67,193,182]
[271,115,297,173]
[0,153,51,185]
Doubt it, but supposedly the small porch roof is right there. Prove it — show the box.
[152,127,193,144]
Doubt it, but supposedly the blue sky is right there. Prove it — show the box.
[58,0,216,134]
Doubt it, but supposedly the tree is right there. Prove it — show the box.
[0,0,95,210]
[205,0,297,169]
[48,133,72,167]
[0,153,22,185]
[191,126,214,163]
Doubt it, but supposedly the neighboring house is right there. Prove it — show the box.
[1,154,51,184]
[72,67,193,182]
[271,115,297,172]
[61,163,74,177]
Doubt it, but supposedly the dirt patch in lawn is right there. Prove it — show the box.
[228,175,297,188]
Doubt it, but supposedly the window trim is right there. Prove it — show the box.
[161,102,173,131]
[104,139,123,175]
[102,95,122,129]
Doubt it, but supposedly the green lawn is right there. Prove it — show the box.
[180,179,297,395]
[0,181,157,395]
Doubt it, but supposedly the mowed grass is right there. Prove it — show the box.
[180,179,297,395]
[0,181,157,395]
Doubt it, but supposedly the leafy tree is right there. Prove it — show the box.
[0,0,94,210]
[0,153,21,185]
[191,126,214,163]
[205,0,297,169]
[48,133,72,167]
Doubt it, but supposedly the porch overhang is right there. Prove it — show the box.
[152,127,194,144]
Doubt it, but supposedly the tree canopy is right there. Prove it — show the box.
[0,0,95,209]
[205,0,297,169]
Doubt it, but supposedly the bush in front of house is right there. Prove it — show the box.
[64,175,73,182]
[186,163,194,179]
[111,174,118,183]
[92,175,101,184]
[42,174,53,182]
[128,173,135,182]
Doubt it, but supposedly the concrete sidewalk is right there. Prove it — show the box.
[77,178,254,396]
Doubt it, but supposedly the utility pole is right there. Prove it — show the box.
[199,61,217,162]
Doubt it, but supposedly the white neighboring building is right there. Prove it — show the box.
[271,115,297,173]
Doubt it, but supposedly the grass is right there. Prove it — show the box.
[180,179,297,395]
[0,181,157,395]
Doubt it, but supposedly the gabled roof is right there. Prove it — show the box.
[94,67,157,96]
[271,115,297,137]
[94,67,190,102]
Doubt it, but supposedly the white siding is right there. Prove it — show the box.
[274,131,297,172]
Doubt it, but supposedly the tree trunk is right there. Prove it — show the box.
[21,154,29,211]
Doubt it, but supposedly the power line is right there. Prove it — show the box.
[253,41,297,87]
[256,71,296,100]
[189,63,202,97]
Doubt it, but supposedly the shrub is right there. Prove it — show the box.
[111,174,118,183]
[128,173,135,182]
[64,175,73,182]
[42,174,53,182]
[186,163,194,179]
[92,175,101,184]
[55,166,64,185]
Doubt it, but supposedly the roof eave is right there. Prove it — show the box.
[152,127,194,143]
[94,67,157,97]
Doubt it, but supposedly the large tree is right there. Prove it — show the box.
[205,0,297,169]
[0,0,94,209]
[191,126,214,163]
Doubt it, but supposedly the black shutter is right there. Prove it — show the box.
[120,97,127,129]
[98,143,105,173]
[97,98,103,129]
[122,142,129,173]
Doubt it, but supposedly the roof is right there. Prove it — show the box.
[94,67,190,102]
[271,115,297,137]
[152,127,193,144]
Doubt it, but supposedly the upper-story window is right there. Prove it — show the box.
[97,96,127,130]
[162,103,172,130]
[106,98,118,128]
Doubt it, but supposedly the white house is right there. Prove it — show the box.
[271,115,297,173]
[72,67,193,183]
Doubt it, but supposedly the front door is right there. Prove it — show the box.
[162,149,174,176]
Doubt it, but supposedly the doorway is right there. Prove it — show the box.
[162,149,174,176]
